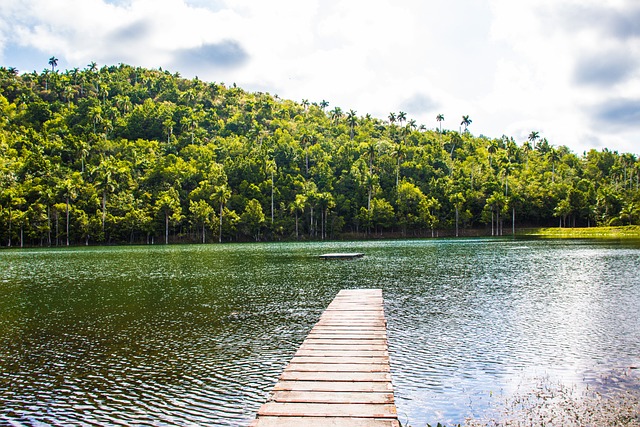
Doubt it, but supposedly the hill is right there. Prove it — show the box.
[0,64,638,245]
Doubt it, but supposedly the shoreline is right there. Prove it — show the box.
[522,225,640,239]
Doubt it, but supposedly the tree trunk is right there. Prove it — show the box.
[165,212,169,244]
[219,202,223,243]
[55,211,59,246]
[102,190,107,233]
[8,207,12,247]
[66,197,70,246]
[512,207,515,236]
[455,206,459,237]
[491,210,494,236]
[47,205,51,246]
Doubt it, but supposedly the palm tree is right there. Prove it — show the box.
[436,114,444,132]
[397,111,407,127]
[48,56,58,72]
[347,109,358,140]
[392,143,405,190]
[330,107,343,124]
[213,184,231,243]
[487,140,498,168]
[450,192,465,237]
[388,112,396,125]
[91,156,120,234]
[291,194,307,240]
[320,100,329,111]
[528,131,540,149]
[265,159,276,224]
[461,115,472,132]
[548,147,560,182]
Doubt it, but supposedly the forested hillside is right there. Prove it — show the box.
[1,63,639,246]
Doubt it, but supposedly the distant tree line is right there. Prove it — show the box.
[0,63,639,246]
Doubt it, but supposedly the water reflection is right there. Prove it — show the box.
[0,239,639,426]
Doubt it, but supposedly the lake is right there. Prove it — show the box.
[1,238,639,426]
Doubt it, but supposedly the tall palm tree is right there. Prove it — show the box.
[548,147,560,182]
[392,143,405,190]
[436,114,444,132]
[397,111,407,126]
[48,56,58,72]
[487,140,498,168]
[330,107,343,124]
[213,184,231,243]
[347,109,358,140]
[291,194,307,239]
[461,115,472,132]
[528,131,540,149]
[388,112,397,125]
[320,100,329,111]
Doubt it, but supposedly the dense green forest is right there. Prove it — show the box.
[1,63,639,246]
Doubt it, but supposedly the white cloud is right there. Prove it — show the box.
[0,0,638,155]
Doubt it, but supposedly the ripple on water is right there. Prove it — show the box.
[1,240,639,426]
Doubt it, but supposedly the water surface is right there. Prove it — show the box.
[1,238,639,426]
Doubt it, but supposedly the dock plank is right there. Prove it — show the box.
[250,417,400,427]
[258,402,397,418]
[251,289,398,426]
[273,381,394,392]
[271,391,395,404]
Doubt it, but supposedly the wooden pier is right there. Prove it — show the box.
[250,289,399,427]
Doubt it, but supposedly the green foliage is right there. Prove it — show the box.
[0,63,639,245]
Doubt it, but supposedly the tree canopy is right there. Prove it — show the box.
[0,63,638,246]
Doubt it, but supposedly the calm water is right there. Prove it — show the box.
[1,238,639,426]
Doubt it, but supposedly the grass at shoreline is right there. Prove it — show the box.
[522,225,640,239]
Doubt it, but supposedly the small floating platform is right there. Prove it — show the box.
[250,289,399,427]
[319,253,365,259]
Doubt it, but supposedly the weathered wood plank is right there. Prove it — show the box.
[309,327,387,333]
[273,380,394,392]
[284,362,390,372]
[298,342,389,351]
[258,402,397,418]
[303,338,388,345]
[295,352,389,358]
[271,391,395,404]
[290,356,389,364]
[250,417,400,427]
[279,370,392,382]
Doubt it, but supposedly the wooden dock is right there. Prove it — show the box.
[250,289,399,427]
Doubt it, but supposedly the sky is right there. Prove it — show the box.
[0,0,639,156]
